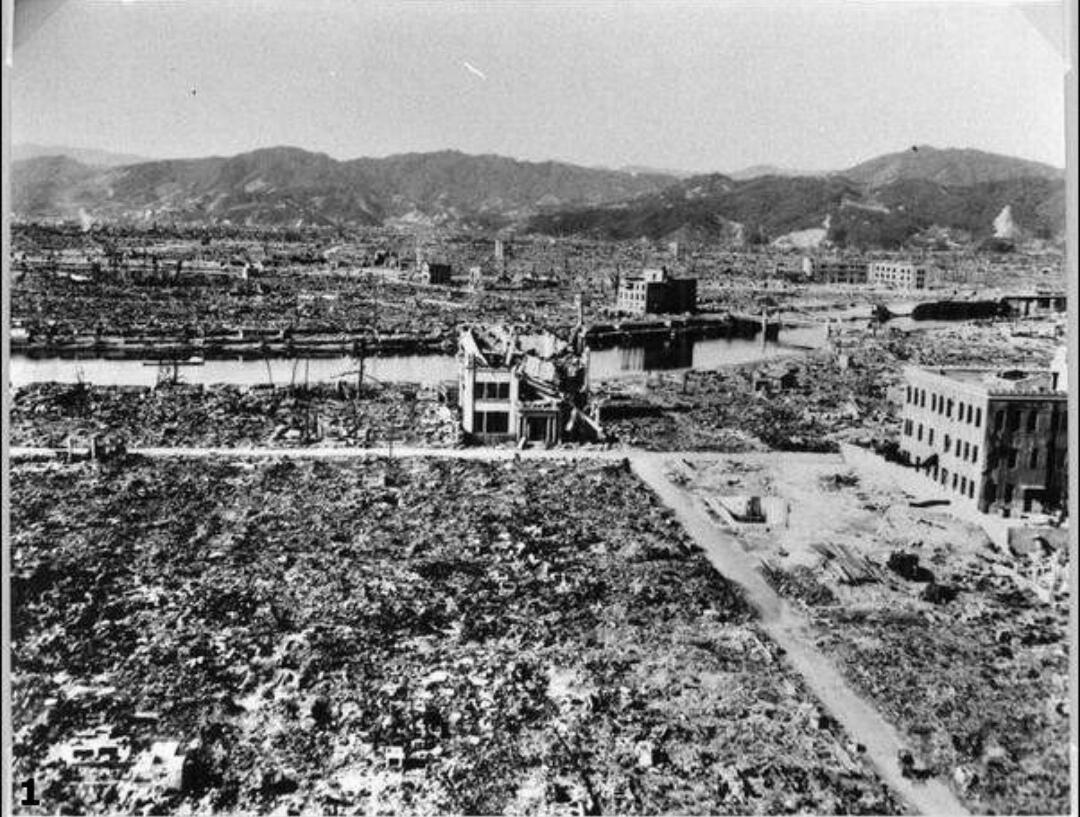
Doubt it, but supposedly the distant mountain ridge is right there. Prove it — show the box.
[527,147,1066,248]
[10,144,1066,248]
[843,145,1063,188]
[12,143,154,168]
[727,164,828,181]
[12,146,675,229]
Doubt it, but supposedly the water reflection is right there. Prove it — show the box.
[10,326,829,388]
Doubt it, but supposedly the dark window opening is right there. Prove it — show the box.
[474,411,509,434]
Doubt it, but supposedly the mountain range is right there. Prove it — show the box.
[11,144,1065,248]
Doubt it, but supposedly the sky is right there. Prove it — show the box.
[10,0,1068,173]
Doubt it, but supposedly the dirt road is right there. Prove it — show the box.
[630,455,969,816]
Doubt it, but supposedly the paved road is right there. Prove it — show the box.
[11,442,968,814]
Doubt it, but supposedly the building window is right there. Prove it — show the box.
[1029,448,1039,469]
[952,473,958,491]
[963,441,970,460]
[960,476,967,494]
[968,482,975,499]
[958,401,964,421]
[971,445,979,463]
[1003,484,1014,504]
[474,411,509,434]
[1007,448,1018,468]
[967,404,973,424]
[917,423,923,441]
[941,468,949,485]
[928,429,935,445]
[479,381,510,400]
[931,394,937,412]
[944,433,950,451]
[906,386,912,403]
[1007,410,1020,431]
[947,399,953,418]
[975,408,982,427]
[1026,411,1037,432]
[920,390,926,408]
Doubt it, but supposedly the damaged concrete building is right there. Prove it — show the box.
[457,325,600,445]
[899,361,1068,517]
[868,261,930,290]
[801,256,868,285]
[616,267,697,316]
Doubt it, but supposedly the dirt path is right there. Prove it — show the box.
[630,455,969,816]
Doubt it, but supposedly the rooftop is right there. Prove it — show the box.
[907,365,1066,396]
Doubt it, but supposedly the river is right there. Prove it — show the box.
[9,325,829,388]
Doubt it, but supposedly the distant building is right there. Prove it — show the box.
[899,364,1068,516]
[423,262,453,285]
[616,267,697,316]
[1000,291,1067,318]
[801,257,868,285]
[868,261,928,290]
[458,326,598,445]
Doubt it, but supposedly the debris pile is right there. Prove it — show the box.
[10,382,464,449]
[12,457,899,813]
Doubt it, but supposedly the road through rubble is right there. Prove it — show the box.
[10,443,972,814]
[629,455,970,817]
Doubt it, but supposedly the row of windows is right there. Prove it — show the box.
[904,421,980,463]
[989,446,1048,471]
[992,408,1053,434]
[473,410,509,434]
[905,387,983,427]
[927,463,977,499]
[476,381,510,400]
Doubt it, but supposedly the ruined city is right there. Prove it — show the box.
[4,2,1074,816]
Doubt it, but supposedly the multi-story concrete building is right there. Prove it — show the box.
[899,364,1068,517]
[868,261,928,290]
[458,326,596,445]
[801,257,868,285]
[616,267,697,316]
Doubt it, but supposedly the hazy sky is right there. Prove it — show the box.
[11,0,1068,172]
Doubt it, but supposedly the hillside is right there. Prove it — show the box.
[11,147,675,229]
[526,148,1066,248]
[842,146,1063,188]
[11,144,1066,247]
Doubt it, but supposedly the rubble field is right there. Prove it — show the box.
[598,322,1060,453]
[9,382,464,449]
[673,454,1070,815]
[11,456,904,815]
